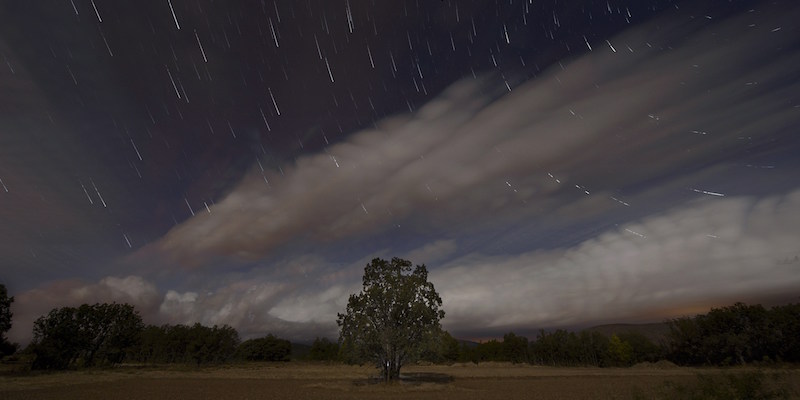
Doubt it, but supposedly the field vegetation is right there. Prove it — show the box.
[1,361,798,399]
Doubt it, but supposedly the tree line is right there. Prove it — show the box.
[453,330,661,367]
[16,301,292,370]
[178,301,800,368]
[2,281,799,370]
[665,302,800,365]
[436,302,800,367]
[295,330,660,367]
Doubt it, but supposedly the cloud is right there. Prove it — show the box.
[7,252,381,344]
[157,280,287,329]
[268,285,352,325]
[7,276,160,345]
[10,5,800,345]
[7,274,337,344]
[433,190,800,333]
[8,188,799,344]
[402,239,458,265]
[147,5,800,268]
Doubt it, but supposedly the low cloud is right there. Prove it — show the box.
[402,239,458,265]
[8,189,800,343]
[7,276,160,345]
[7,274,339,344]
[6,255,376,344]
[434,190,800,333]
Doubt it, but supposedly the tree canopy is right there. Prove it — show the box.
[665,302,800,365]
[235,334,290,362]
[30,303,144,369]
[308,337,339,361]
[337,257,444,381]
[0,284,16,356]
[130,323,240,365]
[0,284,11,335]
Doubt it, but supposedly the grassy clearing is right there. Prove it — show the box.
[1,362,798,399]
[630,369,797,400]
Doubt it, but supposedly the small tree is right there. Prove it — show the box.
[0,284,12,336]
[338,257,444,382]
[308,337,339,361]
[502,332,529,364]
[440,331,461,363]
[608,334,634,366]
[1,284,17,357]
[186,324,240,365]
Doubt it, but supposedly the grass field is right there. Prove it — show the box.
[1,362,798,399]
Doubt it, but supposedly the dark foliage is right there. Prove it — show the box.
[458,329,659,367]
[30,303,143,369]
[439,331,461,363]
[307,337,338,361]
[502,332,529,364]
[451,302,798,368]
[529,329,616,367]
[338,257,444,381]
[418,330,461,364]
[236,334,291,362]
[130,323,240,365]
[474,339,504,363]
[0,284,12,338]
[618,331,662,364]
[646,370,793,400]
[665,302,800,366]
[0,284,16,357]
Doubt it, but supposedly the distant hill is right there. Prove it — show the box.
[586,322,670,343]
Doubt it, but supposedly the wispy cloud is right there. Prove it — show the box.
[148,5,800,268]
[10,189,799,344]
[434,190,800,332]
[8,273,342,344]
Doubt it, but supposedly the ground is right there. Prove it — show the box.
[1,362,798,399]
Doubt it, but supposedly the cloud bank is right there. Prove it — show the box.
[10,189,799,344]
[150,5,800,266]
[435,190,800,333]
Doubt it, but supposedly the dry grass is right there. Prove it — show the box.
[1,362,798,399]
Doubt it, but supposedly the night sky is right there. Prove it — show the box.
[2,0,799,344]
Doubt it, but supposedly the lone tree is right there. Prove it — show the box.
[338,257,444,382]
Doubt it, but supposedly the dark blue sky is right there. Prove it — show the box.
[1,0,799,343]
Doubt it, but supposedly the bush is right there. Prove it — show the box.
[308,337,339,361]
[530,329,611,367]
[646,370,793,400]
[236,334,291,362]
[128,323,239,365]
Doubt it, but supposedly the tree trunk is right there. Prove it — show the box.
[385,346,400,382]
[393,360,401,381]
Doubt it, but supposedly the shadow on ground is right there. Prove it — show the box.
[354,372,454,386]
